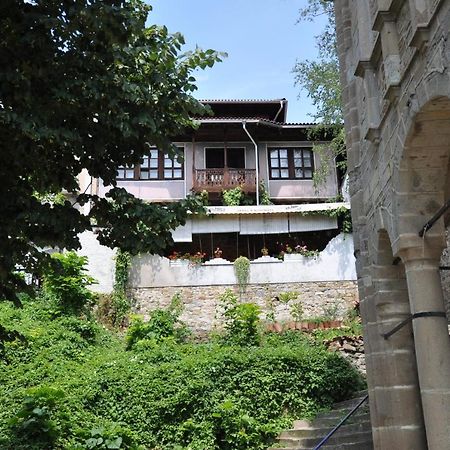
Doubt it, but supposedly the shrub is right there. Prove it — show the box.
[233,256,250,296]
[7,386,68,449]
[0,295,365,450]
[125,293,189,349]
[42,252,96,315]
[219,289,261,346]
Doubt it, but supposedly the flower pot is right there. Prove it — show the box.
[287,321,296,330]
[330,320,341,328]
[273,322,283,333]
[307,322,315,330]
[295,322,303,330]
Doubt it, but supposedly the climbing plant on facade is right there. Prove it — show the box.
[233,256,250,298]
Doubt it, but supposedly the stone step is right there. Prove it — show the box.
[277,429,373,448]
[280,421,371,439]
[313,406,369,421]
[268,441,373,450]
[331,396,368,410]
[293,413,371,429]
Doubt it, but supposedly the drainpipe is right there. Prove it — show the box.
[273,99,285,122]
[242,121,259,206]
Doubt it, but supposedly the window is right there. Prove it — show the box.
[117,147,184,180]
[205,147,245,169]
[268,147,314,180]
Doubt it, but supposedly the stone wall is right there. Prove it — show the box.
[131,280,358,336]
[334,0,450,447]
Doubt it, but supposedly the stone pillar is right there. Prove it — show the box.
[401,245,450,449]
[367,263,427,448]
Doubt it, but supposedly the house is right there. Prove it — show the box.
[78,99,357,334]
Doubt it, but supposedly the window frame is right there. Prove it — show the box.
[268,147,314,180]
[116,147,184,181]
[204,146,246,169]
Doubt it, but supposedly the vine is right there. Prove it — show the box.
[233,256,250,298]
[111,249,132,327]
[298,206,352,234]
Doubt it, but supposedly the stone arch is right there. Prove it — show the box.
[392,96,450,253]
[364,228,426,448]
[390,95,450,448]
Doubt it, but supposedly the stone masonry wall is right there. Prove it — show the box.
[131,281,358,336]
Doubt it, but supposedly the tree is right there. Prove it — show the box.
[0,0,224,300]
[292,0,346,189]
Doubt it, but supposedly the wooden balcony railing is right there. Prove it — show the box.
[193,168,256,193]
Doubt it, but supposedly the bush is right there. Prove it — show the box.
[219,289,261,346]
[42,252,97,315]
[125,293,189,349]
[7,386,68,449]
[0,295,365,450]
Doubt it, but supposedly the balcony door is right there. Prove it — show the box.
[205,147,245,169]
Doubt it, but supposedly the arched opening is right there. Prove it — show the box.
[393,96,450,449]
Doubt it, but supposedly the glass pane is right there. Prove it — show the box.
[295,169,303,178]
[293,149,302,158]
[140,171,149,180]
[280,169,289,178]
[271,169,279,178]
[173,169,182,178]
[149,170,158,179]
[150,149,158,158]
[271,158,279,168]
[164,158,172,168]
[117,169,124,178]
[164,169,173,178]
[279,149,287,158]
[294,158,302,168]
[304,169,313,178]
[280,158,289,168]
[150,159,158,168]
[270,149,279,158]
[173,159,182,168]
[125,169,134,179]
[141,156,149,168]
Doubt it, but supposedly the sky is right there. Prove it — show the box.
[147,0,326,123]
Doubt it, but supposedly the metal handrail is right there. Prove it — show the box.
[313,394,369,450]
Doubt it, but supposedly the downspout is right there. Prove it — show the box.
[273,99,285,123]
[242,121,259,206]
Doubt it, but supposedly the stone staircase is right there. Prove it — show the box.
[268,392,373,450]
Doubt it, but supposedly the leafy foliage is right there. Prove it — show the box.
[7,386,68,450]
[233,256,250,296]
[125,293,188,349]
[0,0,224,298]
[219,290,262,347]
[293,1,347,190]
[0,295,364,449]
[42,252,97,315]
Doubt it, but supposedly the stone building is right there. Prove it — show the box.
[334,0,450,448]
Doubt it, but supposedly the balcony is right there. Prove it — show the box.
[193,168,256,193]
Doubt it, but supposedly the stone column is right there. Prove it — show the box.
[368,263,426,448]
[401,245,450,449]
